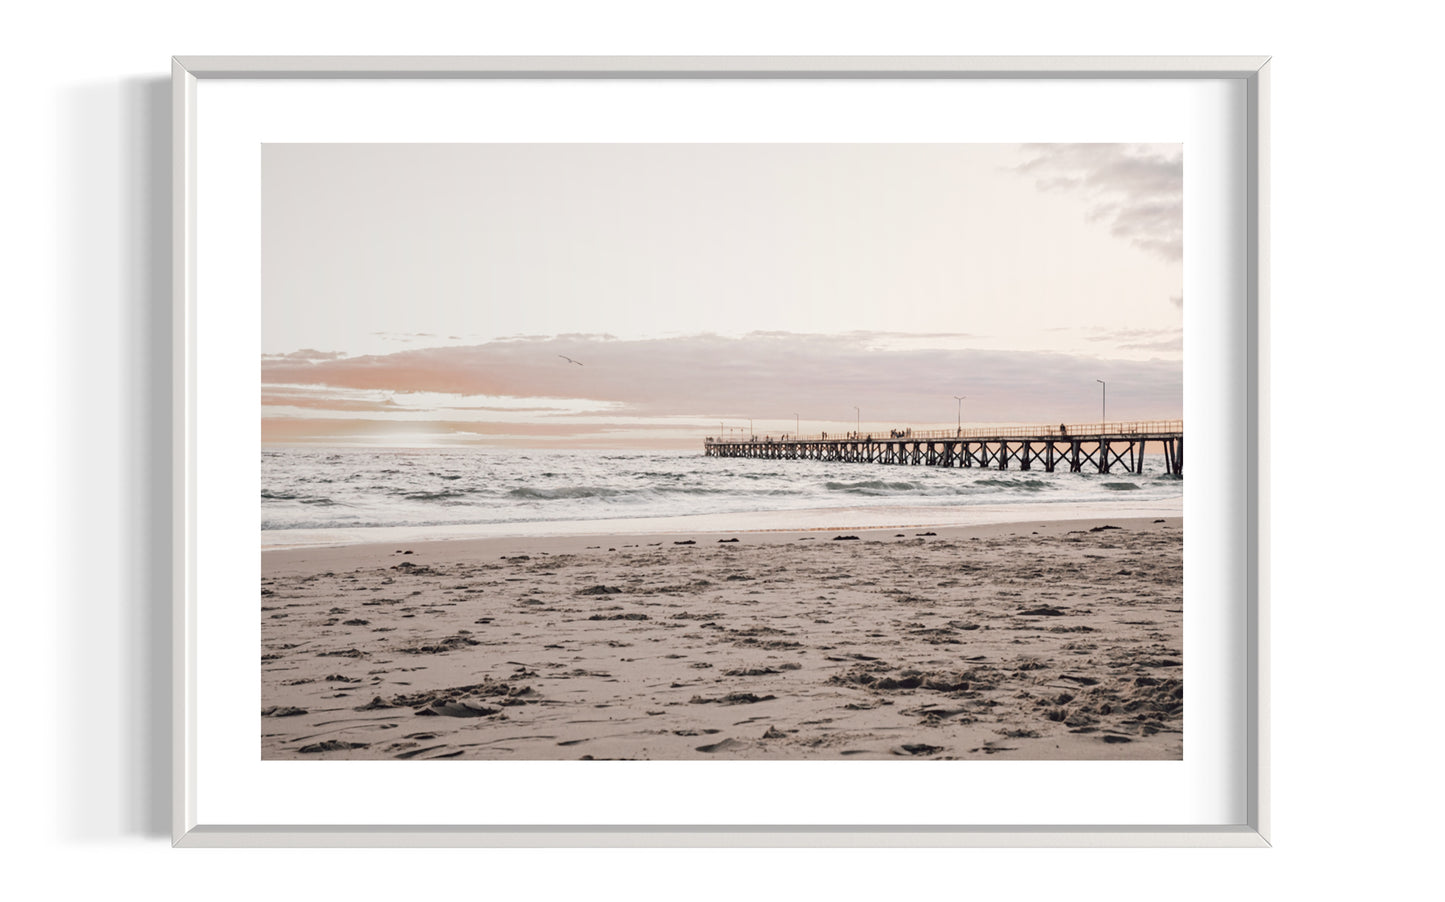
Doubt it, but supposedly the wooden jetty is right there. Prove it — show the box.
[704,420,1183,476]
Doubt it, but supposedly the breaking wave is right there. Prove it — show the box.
[262,447,1183,531]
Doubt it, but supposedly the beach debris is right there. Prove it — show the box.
[415,699,500,718]
[762,726,787,739]
[354,696,397,711]
[587,612,649,621]
[689,692,777,705]
[727,625,791,637]
[261,706,307,717]
[718,537,739,543]
[833,535,860,541]
[385,680,531,716]
[828,664,982,694]
[1089,525,1122,532]
[298,740,370,753]
[1020,606,1067,617]
[576,584,623,595]
[900,704,972,724]
[695,738,748,753]
[915,531,937,537]
[893,743,944,756]
[731,637,802,649]
[907,626,962,644]
[396,632,481,654]
[674,540,696,545]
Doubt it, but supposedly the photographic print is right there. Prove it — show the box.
[259,143,1184,761]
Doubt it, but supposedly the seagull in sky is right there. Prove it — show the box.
[558,355,584,366]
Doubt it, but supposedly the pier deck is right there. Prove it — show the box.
[703,420,1183,476]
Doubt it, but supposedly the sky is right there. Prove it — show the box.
[262,143,1182,447]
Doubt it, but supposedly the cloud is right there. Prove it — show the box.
[263,332,1181,438]
[262,348,348,362]
[1017,144,1183,262]
[262,387,402,412]
[1083,327,1183,355]
[260,416,716,447]
[1118,337,1183,353]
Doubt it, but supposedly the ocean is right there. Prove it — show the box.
[261,447,1183,547]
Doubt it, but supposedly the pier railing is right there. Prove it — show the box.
[705,420,1184,444]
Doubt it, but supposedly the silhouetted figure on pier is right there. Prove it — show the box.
[1060,423,1067,436]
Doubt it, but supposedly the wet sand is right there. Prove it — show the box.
[261,517,1182,760]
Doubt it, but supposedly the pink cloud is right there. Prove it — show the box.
[263,332,1181,437]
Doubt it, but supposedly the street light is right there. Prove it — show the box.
[1096,379,1106,430]
[794,413,799,438]
[954,395,966,436]
[854,406,860,437]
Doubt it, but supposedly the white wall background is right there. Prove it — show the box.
[8,1,1440,897]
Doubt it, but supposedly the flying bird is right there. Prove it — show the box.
[558,355,584,366]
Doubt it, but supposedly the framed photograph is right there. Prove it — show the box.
[174,56,1269,846]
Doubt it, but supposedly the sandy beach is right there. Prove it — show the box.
[261,516,1182,760]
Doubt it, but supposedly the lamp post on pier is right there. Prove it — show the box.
[794,413,799,439]
[954,395,966,436]
[854,406,860,438]
[1096,379,1106,431]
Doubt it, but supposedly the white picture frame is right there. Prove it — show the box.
[173,55,1269,847]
